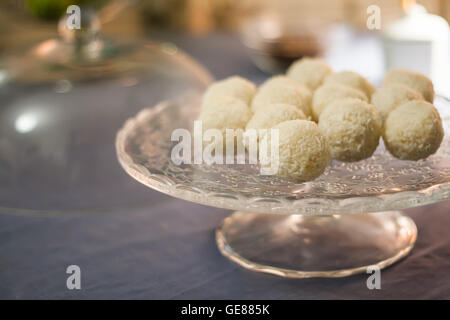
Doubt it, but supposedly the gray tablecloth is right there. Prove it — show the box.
[1,33,450,299]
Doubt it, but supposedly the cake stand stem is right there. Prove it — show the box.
[216,211,417,278]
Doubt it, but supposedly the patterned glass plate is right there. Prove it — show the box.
[116,95,450,216]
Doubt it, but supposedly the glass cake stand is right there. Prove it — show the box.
[116,94,450,278]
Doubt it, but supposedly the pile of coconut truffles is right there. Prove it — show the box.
[198,57,444,182]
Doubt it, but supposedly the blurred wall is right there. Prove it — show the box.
[1,0,449,53]
[259,0,449,29]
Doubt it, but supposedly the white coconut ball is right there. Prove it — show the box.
[318,98,382,162]
[294,83,313,115]
[383,69,434,103]
[371,84,424,123]
[201,76,256,108]
[383,100,443,160]
[260,119,330,181]
[286,57,332,91]
[245,103,306,130]
[312,84,368,121]
[199,96,252,139]
[243,103,306,152]
[260,120,331,181]
[323,71,375,99]
[251,76,312,118]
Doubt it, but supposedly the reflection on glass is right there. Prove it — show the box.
[15,111,40,134]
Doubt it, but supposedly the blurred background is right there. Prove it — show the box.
[1,1,449,42]
[1,1,449,71]
[1,0,449,85]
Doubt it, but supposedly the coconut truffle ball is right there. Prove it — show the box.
[383,69,434,103]
[245,103,306,131]
[295,83,313,114]
[199,96,252,135]
[251,76,312,118]
[383,100,443,160]
[323,71,375,98]
[319,98,382,162]
[312,84,368,121]
[287,57,332,91]
[371,84,424,123]
[260,120,330,181]
[244,103,306,151]
[201,76,256,108]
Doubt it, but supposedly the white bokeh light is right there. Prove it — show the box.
[15,112,39,133]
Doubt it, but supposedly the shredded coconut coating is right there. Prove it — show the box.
[251,76,312,118]
[383,100,443,160]
[244,103,306,151]
[261,120,330,181]
[246,103,306,130]
[202,76,256,108]
[371,84,424,123]
[383,69,434,103]
[318,98,382,162]
[323,71,375,99]
[312,84,368,121]
[199,96,252,134]
[295,83,313,115]
[286,57,332,91]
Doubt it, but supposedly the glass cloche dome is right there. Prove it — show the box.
[0,7,213,214]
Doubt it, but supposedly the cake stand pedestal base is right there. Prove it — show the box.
[216,211,417,278]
